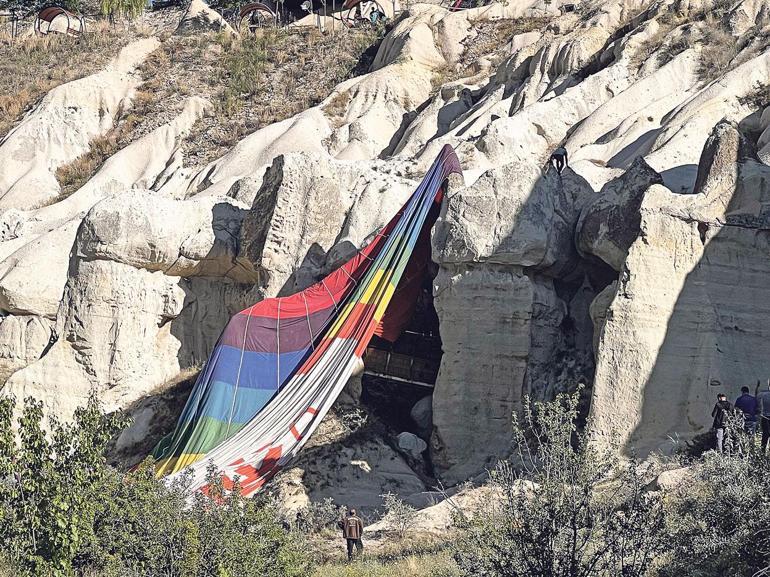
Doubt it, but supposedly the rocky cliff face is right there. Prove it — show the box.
[2,0,770,495]
[590,121,770,455]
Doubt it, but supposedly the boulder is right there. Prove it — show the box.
[576,157,663,271]
[410,395,433,431]
[647,466,693,492]
[396,432,428,458]
[78,190,253,282]
[176,0,237,36]
[433,161,594,274]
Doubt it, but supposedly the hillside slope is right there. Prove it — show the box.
[1,0,770,501]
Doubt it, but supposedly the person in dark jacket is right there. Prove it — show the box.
[712,393,733,453]
[338,508,364,561]
[550,147,568,174]
[757,380,770,452]
[735,386,758,435]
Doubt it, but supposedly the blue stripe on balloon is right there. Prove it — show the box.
[181,380,278,424]
[206,344,310,391]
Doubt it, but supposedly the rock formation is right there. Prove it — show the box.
[589,121,770,455]
[3,0,770,498]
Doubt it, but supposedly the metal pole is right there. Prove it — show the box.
[332,0,335,34]
[322,0,326,32]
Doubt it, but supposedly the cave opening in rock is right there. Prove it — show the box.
[360,261,441,449]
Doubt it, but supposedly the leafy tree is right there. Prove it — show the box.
[452,389,667,577]
[0,394,129,575]
[100,0,145,21]
[0,394,310,577]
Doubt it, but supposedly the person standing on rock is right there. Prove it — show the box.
[338,508,364,561]
[756,380,770,452]
[712,393,733,454]
[550,147,568,174]
[735,386,758,436]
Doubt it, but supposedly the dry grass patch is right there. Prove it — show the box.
[698,23,738,79]
[178,25,386,166]
[323,89,353,126]
[38,24,385,196]
[0,26,132,140]
[464,16,549,63]
[433,16,551,89]
[53,91,153,198]
[631,0,740,80]
[314,551,460,577]
[313,535,460,577]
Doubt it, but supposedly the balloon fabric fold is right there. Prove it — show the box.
[153,144,462,496]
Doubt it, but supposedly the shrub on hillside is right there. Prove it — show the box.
[451,390,667,577]
[100,0,145,21]
[380,492,417,539]
[296,497,346,534]
[659,445,770,576]
[0,394,310,577]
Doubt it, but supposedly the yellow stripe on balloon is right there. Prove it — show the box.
[325,300,358,338]
[372,280,398,322]
[360,268,393,304]
[156,453,207,475]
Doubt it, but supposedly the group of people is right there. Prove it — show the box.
[711,381,770,453]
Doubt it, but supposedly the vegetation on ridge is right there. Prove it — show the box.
[1,387,768,576]
[51,25,385,198]
[0,29,132,141]
[0,395,310,577]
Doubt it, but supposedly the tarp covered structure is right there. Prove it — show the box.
[153,145,462,496]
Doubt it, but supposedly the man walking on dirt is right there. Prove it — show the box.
[338,508,364,561]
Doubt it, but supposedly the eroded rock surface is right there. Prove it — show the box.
[3,0,770,501]
[590,121,770,454]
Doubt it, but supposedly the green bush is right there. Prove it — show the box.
[0,395,129,575]
[100,0,145,20]
[451,390,667,577]
[0,394,309,577]
[659,446,770,576]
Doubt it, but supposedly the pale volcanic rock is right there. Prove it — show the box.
[237,152,413,297]
[433,161,594,272]
[2,190,249,419]
[6,0,770,498]
[0,315,54,378]
[0,38,160,211]
[576,157,663,271]
[589,121,770,454]
[431,265,534,483]
[176,0,237,36]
